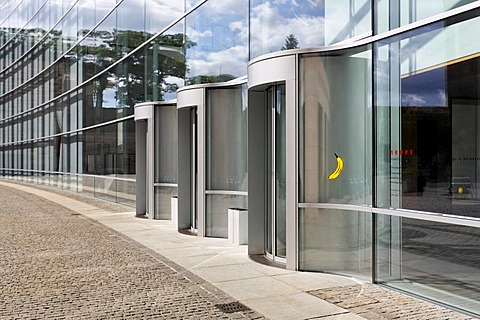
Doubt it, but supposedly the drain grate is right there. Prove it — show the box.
[215,302,250,314]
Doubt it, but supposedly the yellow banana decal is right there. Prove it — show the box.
[328,153,344,180]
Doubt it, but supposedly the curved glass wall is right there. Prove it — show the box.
[299,46,372,206]
[374,8,480,315]
[154,104,178,219]
[205,84,248,237]
[375,0,479,33]
[185,0,248,85]
[0,0,187,207]
[250,0,371,59]
[299,208,372,277]
[298,45,372,277]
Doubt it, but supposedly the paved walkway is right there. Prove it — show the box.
[0,181,475,319]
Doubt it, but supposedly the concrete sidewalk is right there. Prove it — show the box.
[0,181,473,320]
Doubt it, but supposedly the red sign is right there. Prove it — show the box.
[390,149,414,156]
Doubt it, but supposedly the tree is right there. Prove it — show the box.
[281,34,299,50]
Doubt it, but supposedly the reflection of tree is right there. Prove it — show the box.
[1,26,197,174]
[2,26,196,173]
[186,74,236,85]
[281,34,299,50]
[78,30,196,107]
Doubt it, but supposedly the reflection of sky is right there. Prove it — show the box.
[163,76,185,100]
[250,0,326,58]
[401,67,446,107]
[101,87,117,108]
[2,1,185,34]
[185,0,249,80]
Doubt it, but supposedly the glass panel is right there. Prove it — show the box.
[324,0,371,45]
[185,0,248,84]
[206,85,247,191]
[154,104,178,220]
[250,0,323,58]
[300,208,372,278]
[116,118,136,179]
[375,12,480,218]
[275,84,286,258]
[94,175,117,202]
[146,1,184,35]
[206,194,247,238]
[78,174,95,196]
[375,215,480,316]
[154,105,178,184]
[205,84,248,237]
[117,179,135,207]
[154,186,178,220]
[250,0,371,59]
[375,0,478,34]
[144,27,186,102]
[82,127,95,174]
[299,46,372,205]
[265,87,273,255]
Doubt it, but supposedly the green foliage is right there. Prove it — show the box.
[281,34,299,50]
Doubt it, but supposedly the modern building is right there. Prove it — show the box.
[1,0,480,317]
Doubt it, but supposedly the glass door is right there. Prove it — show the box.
[266,84,286,261]
[191,107,198,231]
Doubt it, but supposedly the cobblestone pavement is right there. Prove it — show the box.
[309,284,474,320]
[0,185,264,319]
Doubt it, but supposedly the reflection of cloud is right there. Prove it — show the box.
[402,94,427,106]
[163,76,185,100]
[188,45,247,78]
[77,0,185,33]
[184,0,248,79]
[324,0,370,45]
[437,89,446,105]
[143,1,184,34]
[188,29,213,41]
[402,90,446,107]
[250,2,325,57]
[187,0,244,15]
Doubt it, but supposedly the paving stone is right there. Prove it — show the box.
[310,284,473,320]
[0,185,264,319]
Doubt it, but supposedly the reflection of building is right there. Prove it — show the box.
[1,1,480,317]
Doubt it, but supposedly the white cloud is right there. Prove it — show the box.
[187,44,248,78]
[250,2,325,56]
[402,93,427,106]
[187,28,213,42]
[436,89,446,105]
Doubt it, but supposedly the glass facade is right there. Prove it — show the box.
[0,0,187,205]
[185,0,248,84]
[1,0,480,316]
[249,0,371,59]
[373,8,480,314]
[375,11,480,217]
